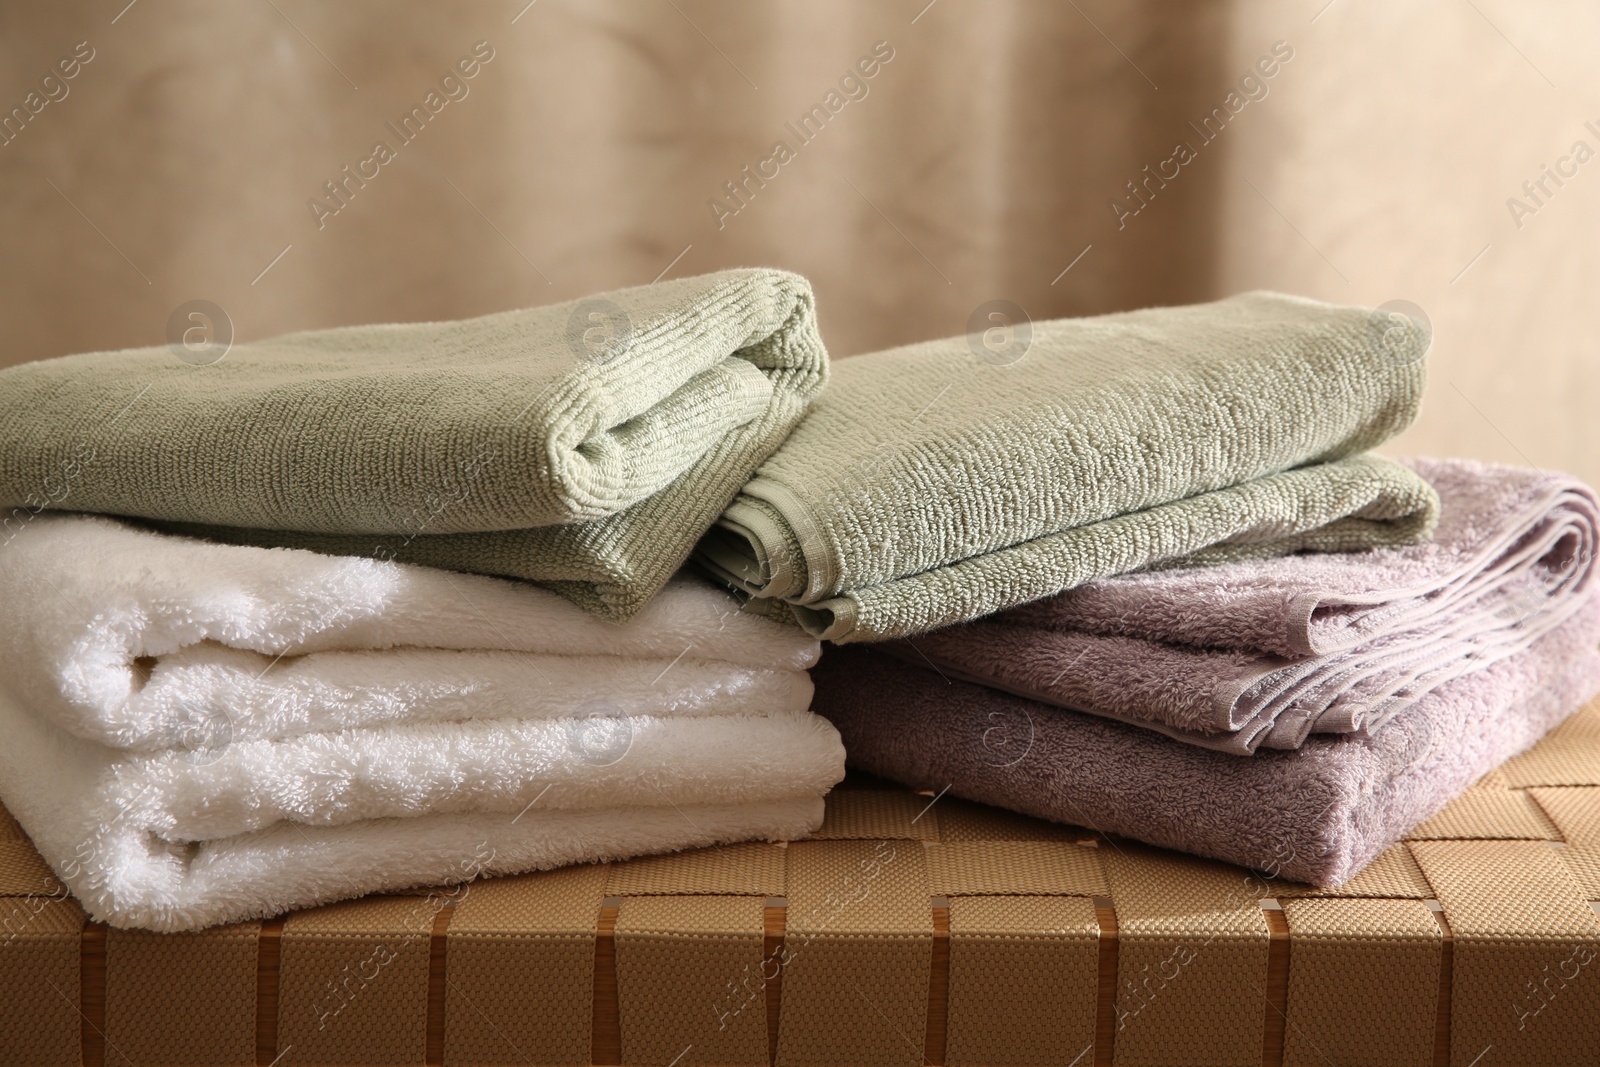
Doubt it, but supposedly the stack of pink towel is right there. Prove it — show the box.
[812,459,1600,884]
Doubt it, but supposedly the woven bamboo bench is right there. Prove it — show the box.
[3,699,1599,1066]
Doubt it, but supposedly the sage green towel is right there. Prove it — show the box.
[0,269,826,618]
[694,291,1439,642]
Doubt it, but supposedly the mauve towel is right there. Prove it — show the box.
[892,459,1598,754]
[813,593,1600,885]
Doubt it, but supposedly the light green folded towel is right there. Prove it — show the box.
[0,269,826,618]
[694,291,1439,642]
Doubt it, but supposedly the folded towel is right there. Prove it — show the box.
[894,459,1599,753]
[0,516,845,931]
[812,593,1600,885]
[0,269,826,619]
[0,677,832,931]
[0,515,821,749]
[695,291,1438,642]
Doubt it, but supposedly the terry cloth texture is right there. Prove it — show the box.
[0,515,844,932]
[892,459,1599,754]
[811,592,1600,886]
[694,291,1438,642]
[0,269,826,620]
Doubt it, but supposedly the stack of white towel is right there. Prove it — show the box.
[0,516,844,931]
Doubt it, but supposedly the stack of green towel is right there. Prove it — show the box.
[0,279,1434,629]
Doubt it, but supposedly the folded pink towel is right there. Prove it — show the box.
[813,592,1600,885]
[890,459,1597,753]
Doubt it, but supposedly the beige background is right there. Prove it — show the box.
[1,1,1595,483]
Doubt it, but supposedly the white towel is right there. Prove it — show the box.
[0,516,843,931]
[0,515,822,748]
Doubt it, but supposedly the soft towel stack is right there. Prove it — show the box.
[896,459,1599,754]
[0,516,842,931]
[1,274,1592,931]
[814,459,1600,883]
[0,269,842,932]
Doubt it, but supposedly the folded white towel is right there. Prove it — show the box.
[0,516,843,931]
[0,682,836,932]
[0,515,820,748]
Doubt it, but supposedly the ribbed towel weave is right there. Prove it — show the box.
[0,269,826,619]
[695,291,1438,641]
[893,459,1599,753]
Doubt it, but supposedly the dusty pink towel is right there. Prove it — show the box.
[814,592,1600,885]
[891,459,1597,753]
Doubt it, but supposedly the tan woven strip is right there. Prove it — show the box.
[443,866,606,1067]
[0,886,77,931]
[1500,696,1600,787]
[0,838,63,896]
[82,921,106,1067]
[1529,785,1600,843]
[0,894,83,1064]
[1411,840,1600,1066]
[278,895,434,1065]
[1099,844,1270,1067]
[606,842,787,896]
[926,898,949,1066]
[1260,903,1289,1067]
[613,895,767,1067]
[1267,843,1434,899]
[1279,898,1441,1067]
[1553,842,1600,898]
[1093,898,1118,1067]
[933,797,1083,843]
[257,916,283,1066]
[943,895,1098,1067]
[447,868,608,934]
[106,921,259,1064]
[1410,839,1599,937]
[783,840,931,937]
[593,898,621,1066]
[925,840,1108,896]
[809,788,941,841]
[776,840,931,1066]
[1406,770,1561,841]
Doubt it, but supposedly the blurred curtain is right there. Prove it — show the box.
[1,1,1596,484]
[0,1,1229,357]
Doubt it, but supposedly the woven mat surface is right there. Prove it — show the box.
[4,700,1600,1066]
